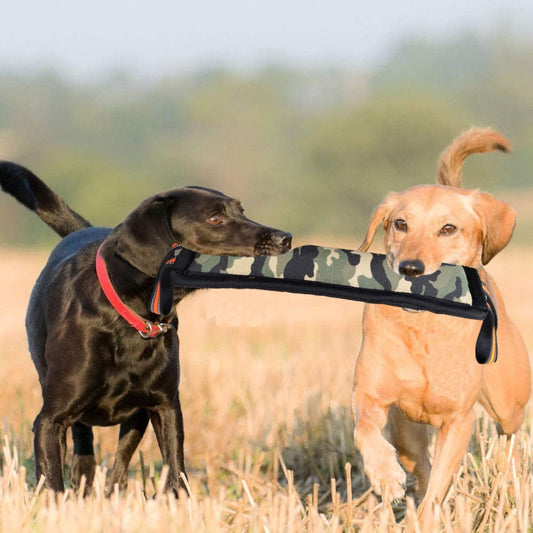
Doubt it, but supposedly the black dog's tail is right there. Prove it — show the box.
[0,161,92,237]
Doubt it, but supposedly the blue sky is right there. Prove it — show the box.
[2,0,532,80]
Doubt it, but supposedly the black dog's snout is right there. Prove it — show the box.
[399,259,425,277]
[272,231,292,250]
[255,229,292,255]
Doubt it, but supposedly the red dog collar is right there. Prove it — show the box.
[95,244,171,339]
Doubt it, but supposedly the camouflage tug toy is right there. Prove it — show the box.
[149,244,497,364]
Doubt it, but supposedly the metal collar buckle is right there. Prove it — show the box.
[139,322,172,339]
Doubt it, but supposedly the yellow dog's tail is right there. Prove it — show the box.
[436,127,511,187]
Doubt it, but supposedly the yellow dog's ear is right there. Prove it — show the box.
[358,192,398,252]
[472,191,516,265]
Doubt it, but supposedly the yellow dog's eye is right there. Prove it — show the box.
[440,224,457,235]
[393,219,408,232]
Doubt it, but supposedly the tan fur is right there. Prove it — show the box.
[435,126,511,187]
[352,128,531,523]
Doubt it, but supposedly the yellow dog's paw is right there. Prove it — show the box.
[365,452,406,501]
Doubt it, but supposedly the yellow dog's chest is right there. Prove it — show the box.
[369,307,484,425]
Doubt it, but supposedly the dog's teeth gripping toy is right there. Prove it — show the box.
[150,244,498,365]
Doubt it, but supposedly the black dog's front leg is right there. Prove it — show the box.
[149,397,187,495]
[33,411,65,492]
[106,409,150,494]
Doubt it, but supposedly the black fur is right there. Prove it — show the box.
[0,162,291,494]
[0,161,91,236]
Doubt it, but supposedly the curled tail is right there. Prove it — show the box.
[0,161,91,237]
[436,127,511,187]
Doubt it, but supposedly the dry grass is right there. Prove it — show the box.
[0,242,532,532]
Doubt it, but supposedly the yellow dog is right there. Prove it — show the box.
[352,127,531,519]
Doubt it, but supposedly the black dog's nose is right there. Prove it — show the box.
[273,231,292,250]
[399,259,425,277]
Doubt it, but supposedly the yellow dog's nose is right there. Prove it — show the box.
[399,259,425,277]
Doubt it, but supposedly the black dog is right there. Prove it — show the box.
[0,161,291,494]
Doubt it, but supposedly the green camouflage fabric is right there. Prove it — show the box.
[186,245,473,304]
[150,244,494,363]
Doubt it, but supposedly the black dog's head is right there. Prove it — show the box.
[170,186,292,256]
[114,186,292,277]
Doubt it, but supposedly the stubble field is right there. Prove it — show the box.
[0,243,532,531]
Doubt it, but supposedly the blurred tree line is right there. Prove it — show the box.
[1,31,532,246]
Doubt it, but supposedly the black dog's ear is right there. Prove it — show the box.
[185,185,228,197]
[114,196,178,277]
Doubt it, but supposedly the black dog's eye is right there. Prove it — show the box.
[439,224,457,236]
[207,214,224,226]
[393,219,408,232]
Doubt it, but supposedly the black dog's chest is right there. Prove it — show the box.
[77,337,180,426]
[78,373,174,426]
[79,387,161,426]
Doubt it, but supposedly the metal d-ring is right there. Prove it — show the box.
[138,321,172,339]
[138,322,154,339]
